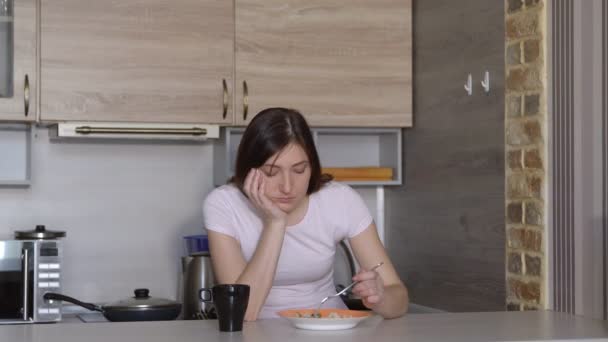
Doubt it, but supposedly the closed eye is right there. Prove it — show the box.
[262,169,279,177]
[261,166,279,177]
[293,161,309,174]
[293,166,307,174]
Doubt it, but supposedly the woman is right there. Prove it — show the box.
[203,107,408,320]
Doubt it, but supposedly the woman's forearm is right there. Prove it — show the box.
[236,222,285,321]
[372,284,409,319]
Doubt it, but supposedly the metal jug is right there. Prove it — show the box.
[181,251,216,319]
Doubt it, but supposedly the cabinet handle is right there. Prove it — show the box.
[222,79,228,119]
[22,248,29,321]
[243,80,249,121]
[24,74,30,117]
[74,126,207,136]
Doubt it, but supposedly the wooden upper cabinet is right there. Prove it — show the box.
[40,0,234,124]
[235,0,412,127]
[0,0,36,122]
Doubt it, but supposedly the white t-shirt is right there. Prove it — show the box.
[203,181,373,319]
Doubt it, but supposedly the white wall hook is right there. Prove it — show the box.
[464,74,473,96]
[481,71,490,94]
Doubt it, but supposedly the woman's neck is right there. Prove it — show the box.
[286,196,310,227]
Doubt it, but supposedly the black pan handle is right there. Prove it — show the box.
[43,292,103,313]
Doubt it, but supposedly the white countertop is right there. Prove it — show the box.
[1,311,608,342]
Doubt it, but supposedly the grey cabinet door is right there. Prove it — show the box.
[386,0,505,311]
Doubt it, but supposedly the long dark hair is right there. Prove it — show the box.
[231,107,332,195]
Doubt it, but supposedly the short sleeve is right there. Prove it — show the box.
[342,186,374,238]
[203,188,238,240]
[328,183,374,240]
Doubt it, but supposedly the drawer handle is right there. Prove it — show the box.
[243,80,249,121]
[222,79,228,119]
[24,74,30,117]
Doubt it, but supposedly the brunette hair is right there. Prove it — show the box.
[230,107,332,194]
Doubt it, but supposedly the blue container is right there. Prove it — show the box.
[183,234,209,255]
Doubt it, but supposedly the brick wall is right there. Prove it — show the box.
[505,0,547,310]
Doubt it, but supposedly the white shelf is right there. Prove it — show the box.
[213,127,402,187]
[0,180,29,186]
[0,16,13,23]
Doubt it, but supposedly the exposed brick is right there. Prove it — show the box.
[524,39,541,63]
[507,302,521,311]
[506,122,527,146]
[505,0,546,310]
[527,69,543,90]
[508,150,523,170]
[506,12,540,40]
[527,175,542,198]
[520,281,540,302]
[507,43,521,65]
[506,68,526,90]
[506,67,542,91]
[524,120,542,143]
[508,173,529,197]
[509,279,540,302]
[507,202,524,224]
[523,229,542,252]
[524,149,543,169]
[507,95,523,117]
[509,228,542,251]
[508,228,525,249]
[508,252,523,274]
[507,278,522,298]
[524,94,541,115]
[508,0,523,13]
[507,173,542,199]
[525,254,542,276]
[525,201,543,226]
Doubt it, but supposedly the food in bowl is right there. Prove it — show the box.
[294,311,354,319]
[280,308,370,319]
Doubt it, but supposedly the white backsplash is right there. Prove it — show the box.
[0,127,378,303]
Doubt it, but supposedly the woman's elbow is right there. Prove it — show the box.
[382,284,409,319]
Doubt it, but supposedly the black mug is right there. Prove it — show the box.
[200,284,250,332]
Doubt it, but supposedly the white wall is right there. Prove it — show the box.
[0,127,378,304]
[0,127,215,303]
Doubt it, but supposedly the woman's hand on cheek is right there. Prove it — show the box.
[351,268,385,309]
[243,169,287,226]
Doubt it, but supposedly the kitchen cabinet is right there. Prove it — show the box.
[0,0,36,122]
[38,0,411,127]
[234,0,412,127]
[40,0,234,124]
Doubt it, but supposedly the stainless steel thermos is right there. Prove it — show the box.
[181,251,216,319]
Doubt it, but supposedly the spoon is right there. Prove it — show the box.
[314,261,385,317]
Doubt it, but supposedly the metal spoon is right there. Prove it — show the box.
[314,261,385,317]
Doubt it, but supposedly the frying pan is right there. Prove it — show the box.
[44,288,181,322]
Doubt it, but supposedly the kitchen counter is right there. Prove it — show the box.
[1,311,608,342]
